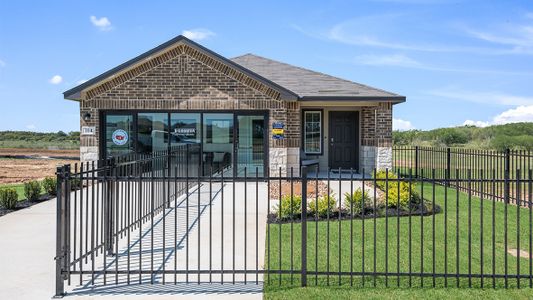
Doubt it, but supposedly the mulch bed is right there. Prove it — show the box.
[0,194,55,217]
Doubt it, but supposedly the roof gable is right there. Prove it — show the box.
[231,54,405,102]
[63,36,298,101]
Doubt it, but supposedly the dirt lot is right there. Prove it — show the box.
[0,148,79,185]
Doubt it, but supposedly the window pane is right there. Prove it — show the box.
[170,113,200,146]
[304,111,321,154]
[105,114,134,157]
[137,113,169,154]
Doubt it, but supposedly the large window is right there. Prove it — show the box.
[137,113,169,154]
[304,110,322,154]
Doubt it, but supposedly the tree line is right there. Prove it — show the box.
[393,122,533,151]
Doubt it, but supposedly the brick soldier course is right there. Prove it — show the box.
[64,35,404,175]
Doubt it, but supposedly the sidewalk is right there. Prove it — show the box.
[0,182,266,299]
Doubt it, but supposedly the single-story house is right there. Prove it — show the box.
[63,35,405,177]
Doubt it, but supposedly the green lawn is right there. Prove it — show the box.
[264,184,533,299]
[0,183,26,200]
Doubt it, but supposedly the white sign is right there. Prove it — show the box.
[112,129,129,146]
[81,126,96,136]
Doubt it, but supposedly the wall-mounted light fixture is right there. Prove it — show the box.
[83,112,91,122]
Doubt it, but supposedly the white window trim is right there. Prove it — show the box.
[303,110,322,155]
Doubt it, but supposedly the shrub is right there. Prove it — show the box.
[0,188,18,209]
[373,170,420,210]
[343,188,371,215]
[373,170,397,191]
[42,177,57,196]
[274,194,302,220]
[24,181,41,201]
[308,195,337,218]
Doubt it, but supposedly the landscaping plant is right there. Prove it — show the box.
[0,188,18,209]
[42,177,57,196]
[308,195,337,218]
[373,170,420,210]
[343,188,372,215]
[24,180,41,201]
[274,194,302,220]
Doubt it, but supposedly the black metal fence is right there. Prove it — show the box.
[55,146,533,297]
[393,146,533,205]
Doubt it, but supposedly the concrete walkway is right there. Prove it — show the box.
[0,180,268,299]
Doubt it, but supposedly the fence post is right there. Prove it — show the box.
[54,165,68,298]
[504,148,510,204]
[446,148,451,186]
[105,158,115,256]
[301,166,308,287]
[414,146,419,178]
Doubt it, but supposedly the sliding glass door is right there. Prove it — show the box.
[102,110,268,177]
[236,114,266,177]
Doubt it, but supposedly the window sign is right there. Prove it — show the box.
[112,129,129,146]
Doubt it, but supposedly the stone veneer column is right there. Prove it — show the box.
[360,102,393,173]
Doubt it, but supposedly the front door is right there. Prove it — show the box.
[329,111,359,170]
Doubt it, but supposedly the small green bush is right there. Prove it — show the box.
[42,177,57,196]
[274,194,302,220]
[373,170,420,210]
[308,195,337,218]
[70,177,82,190]
[24,181,41,201]
[0,188,18,209]
[343,188,371,215]
[373,170,397,191]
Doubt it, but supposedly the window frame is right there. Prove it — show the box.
[302,109,324,155]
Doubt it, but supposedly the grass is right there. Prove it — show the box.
[0,140,79,149]
[264,184,533,299]
[0,183,26,200]
[0,182,46,201]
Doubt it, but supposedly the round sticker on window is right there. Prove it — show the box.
[112,129,129,146]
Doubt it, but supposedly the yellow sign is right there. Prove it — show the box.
[272,128,284,135]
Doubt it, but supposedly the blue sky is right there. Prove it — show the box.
[1,0,533,132]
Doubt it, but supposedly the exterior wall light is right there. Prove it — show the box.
[83,112,91,122]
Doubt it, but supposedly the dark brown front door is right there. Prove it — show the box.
[329,111,359,170]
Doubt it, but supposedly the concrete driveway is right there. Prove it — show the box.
[0,180,269,299]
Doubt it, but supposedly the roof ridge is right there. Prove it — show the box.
[231,53,399,97]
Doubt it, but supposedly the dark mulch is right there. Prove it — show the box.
[267,201,441,224]
[0,194,55,217]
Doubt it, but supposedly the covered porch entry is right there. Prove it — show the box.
[301,106,362,173]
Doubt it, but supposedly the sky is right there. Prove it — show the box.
[1,0,533,132]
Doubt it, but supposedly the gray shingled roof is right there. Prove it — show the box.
[231,54,405,102]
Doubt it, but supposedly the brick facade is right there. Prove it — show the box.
[77,40,395,174]
[79,42,301,174]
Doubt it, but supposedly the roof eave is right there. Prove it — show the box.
[298,95,406,103]
[63,35,299,101]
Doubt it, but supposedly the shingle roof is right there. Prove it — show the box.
[63,34,405,103]
[231,54,405,102]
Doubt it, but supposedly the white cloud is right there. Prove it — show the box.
[0,59,5,67]
[26,124,36,130]
[90,16,112,31]
[354,54,422,68]
[182,28,215,41]
[393,118,415,131]
[462,120,490,127]
[76,79,88,85]
[426,87,533,106]
[49,75,63,84]
[462,105,533,127]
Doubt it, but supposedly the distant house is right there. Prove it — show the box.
[64,35,405,176]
